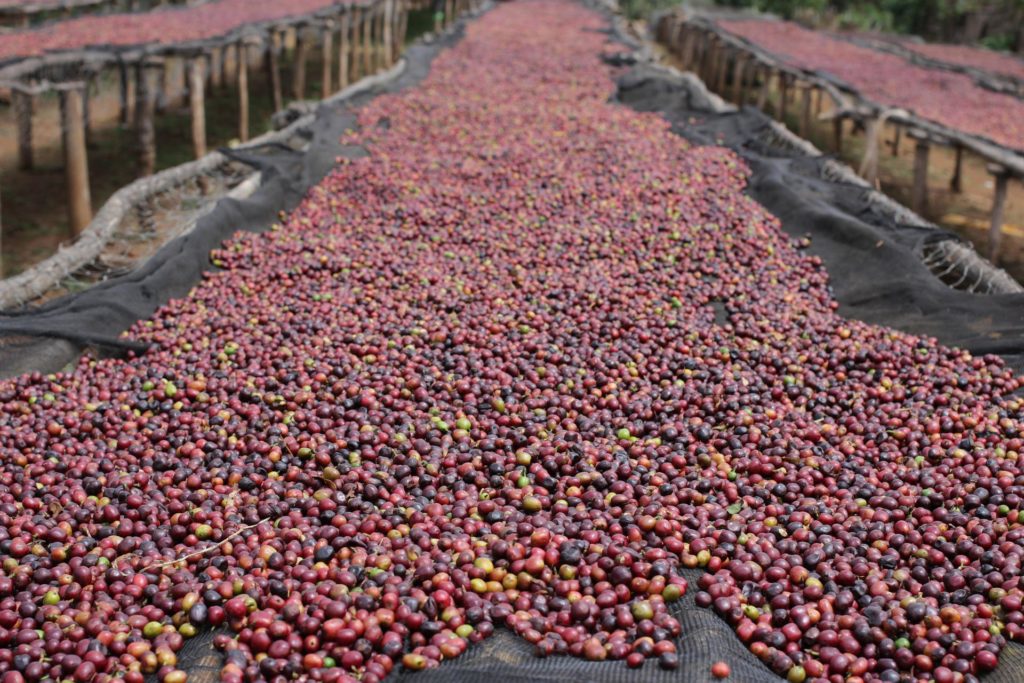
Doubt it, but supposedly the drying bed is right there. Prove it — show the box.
[0,0,358,63]
[3,2,1024,683]
[897,40,1024,87]
[717,19,1024,152]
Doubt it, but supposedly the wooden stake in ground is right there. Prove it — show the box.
[135,60,157,177]
[353,7,365,81]
[909,129,930,216]
[59,85,92,236]
[322,20,335,95]
[267,29,284,112]
[237,41,250,142]
[13,88,34,171]
[950,145,963,194]
[987,165,1011,264]
[293,26,310,100]
[338,11,351,89]
[188,57,207,159]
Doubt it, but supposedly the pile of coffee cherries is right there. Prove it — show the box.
[0,2,1022,683]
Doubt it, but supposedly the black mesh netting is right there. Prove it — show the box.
[6,7,1024,683]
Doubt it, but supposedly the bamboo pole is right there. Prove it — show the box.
[188,56,207,159]
[988,166,1011,264]
[237,41,250,142]
[13,89,33,171]
[135,60,157,178]
[322,20,335,95]
[338,11,351,89]
[59,85,92,236]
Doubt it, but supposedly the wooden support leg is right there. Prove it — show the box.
[268,30,283,111]
[119,60,132,125]
[715,49,729,94]
[778,73,789,124]
[988,166,1010,264]
[890,124,901,157]
[353,8,364,80]
[798,82,812,138]
[382,0,393,69]
[238,42,250,142]
[397,0,409,58]
[322,21,335,96]
[832,116,843,154]
[860,117,880,186]
[950,145,963,194]
[156,59,169,112]
[338,13,350,89]
[13,90,33,171]
[210,46,223,91]
[188,57,207,159]
[756,66,769,112]
[909,131,930,216]
[136,62,157,177]
[60,86,92,236]
[362,9,373,75]
[293,28,309,100]
[731,55,746,104]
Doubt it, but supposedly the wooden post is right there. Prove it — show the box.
[237,41,250,142]
[60,85,92,235]
[136,60,157,177]
[909,130,930,216]
[889,124,901,157]
[119,60,134,125]
[293,26,310,100]
[322,20,335,96]
[701,35,716,83]
[82,74,95,147]
[798,82,812,138]
[338,12,351,89]
[730,54,746,103]
[188,56,207,159]
[362,6,373,75]
[681,26,697,70]
[950,145,963,194]
[156,58,169,112]
[445,0,453,29]
[778,73,789,123]
[353,7,365,81]
[988,165,1011,264]
[861,117,880,186]
[715,48,729,94]
[267,29,283,111]
[756,66,770,112]
[382,0,393,69]
[832,116,843,154]
[397,0,409,59]
[13,89,33,171]
[210,46,223,91]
